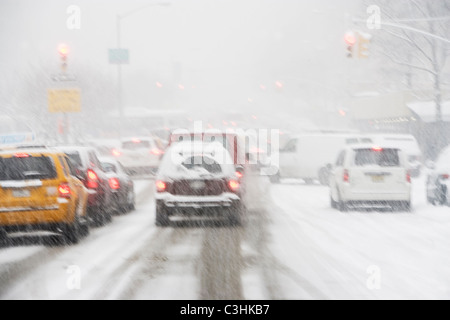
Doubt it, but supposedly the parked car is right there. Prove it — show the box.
[154,141,244,226]
[99,156,136,214]
[57,146,115,226]
[0,146,89,244]
[329,144,412,212]
[426,145,450,206]
[115,136,165,176]
[270,133,372,184]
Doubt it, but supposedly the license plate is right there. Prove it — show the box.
[190,181,206,190]
[371,175,384,183]
[12,189,31,198]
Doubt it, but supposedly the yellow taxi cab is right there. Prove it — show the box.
[0,146,89,245]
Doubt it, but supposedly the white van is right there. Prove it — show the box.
[329,144,411,211]
[366,134,423,177]
[271,133,373,184]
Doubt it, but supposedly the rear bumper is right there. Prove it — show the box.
[342,187,411,202]
[156,193,240,209]
[0,201,73,228]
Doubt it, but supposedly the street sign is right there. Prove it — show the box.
[109,48,129,64]
[48,88,81,113]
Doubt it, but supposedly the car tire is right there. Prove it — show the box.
[402,201,411,212]
[127,189,136,212]
[437,186,447,206]
[330,194,338,209]
[0,229,7,247]
[269,172,280,184]
[63,219,81,245]
[155,201,170,227]
[318,167,329,186]
[227,203,242,227]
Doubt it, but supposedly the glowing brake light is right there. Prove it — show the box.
[406,171,411,183]
[14,153,30,158]
[112,149,122,157]
[132,138,141,143]
[343,169,349,183]
[156,180,167,192]
[228,179,240,192]
[441,174,449,180]
[150,148,163,155]
[235,171,243,179]
[86,169,99,189]
[372,146,383,152]
[58,184,71,198]
[109,177,120,190]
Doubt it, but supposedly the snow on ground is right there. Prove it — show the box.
[267,174,450,299]
[1,173,450,300]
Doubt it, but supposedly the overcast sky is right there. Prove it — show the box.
[0,0,363,117]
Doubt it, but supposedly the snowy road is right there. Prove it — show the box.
[1,174,450,300]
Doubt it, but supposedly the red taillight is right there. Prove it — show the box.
[132,138,141,143]
[228,179,240,192]
[109,177,120,190]
[236,171,243,179]
[58,184,71,198]
[150,148,163,155]
[406,171,411,183]
[86,169,99,189]
[343,169,349,183]
[14,153,30,158]
[156,180,167,192]
[112,149,122,157]
[372,146,383,152]
[441,174,449,180]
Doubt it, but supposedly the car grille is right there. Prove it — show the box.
[170,179,225,196]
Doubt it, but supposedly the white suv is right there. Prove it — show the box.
[329,144,411,211]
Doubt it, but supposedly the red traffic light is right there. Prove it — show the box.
[58,43,69,57]
[344,33,356,46]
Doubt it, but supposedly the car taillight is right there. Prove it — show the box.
[86,169,99,189]
[58,184,71,198]
[406,171,411,183]
[112,149,122,157]
[150,148,163,155]
[228,179,240,192]
[156,180,167,192]
[109,177,120,190]
[441,174,449,180]
[14,152,30,158]
[235,171,243,179]
[343,169,349,183]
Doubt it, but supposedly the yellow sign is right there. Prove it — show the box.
[48,88,81,113]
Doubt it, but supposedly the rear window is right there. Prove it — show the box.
[0,156,57,181]
[354,149,400,167]
[182,156,222,174]
[65,152,83,168]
